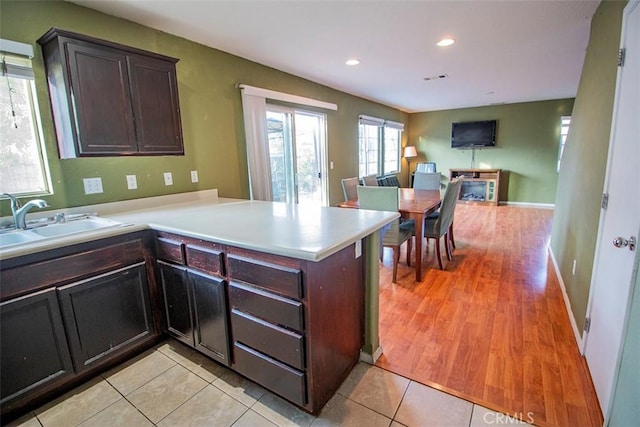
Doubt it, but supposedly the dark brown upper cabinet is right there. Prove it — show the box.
[38,28,184,158]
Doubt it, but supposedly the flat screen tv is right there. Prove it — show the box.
[451,120,497,149]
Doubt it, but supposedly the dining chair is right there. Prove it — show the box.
[415,162,437,173]
[362,174,379,186]
[341,177,359,201]
[376,174,400,187]
[422,177,463,269]
[413,172,441,190]
[357,186,414,283]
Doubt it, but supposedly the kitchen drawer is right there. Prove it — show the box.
[227,255,302,299]
[186,244,224,277]
[156,237,185,265]
[233,342,306,406]
[228,282,303,332]
[231,309,304,370]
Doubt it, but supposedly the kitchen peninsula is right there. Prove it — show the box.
[0,190,396,418]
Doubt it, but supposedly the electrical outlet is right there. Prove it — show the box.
[572,259,577,276]
[163,172,173,186]
[126,175,137,190]
[190,170,199,183]
[330,161,334,170]
[83,177,103,194]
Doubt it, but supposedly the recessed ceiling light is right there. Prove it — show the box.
[436,38,455,47]
[345,59,360,66]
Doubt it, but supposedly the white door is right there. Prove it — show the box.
[266,107,327,206]
[583,0,640,420]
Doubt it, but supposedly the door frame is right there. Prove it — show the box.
[582,0,639,420]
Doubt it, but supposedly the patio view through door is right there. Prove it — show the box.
[266,107,327,206]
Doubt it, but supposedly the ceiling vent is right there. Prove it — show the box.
[424,74,448,81]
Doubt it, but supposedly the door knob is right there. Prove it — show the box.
[613,236,636,251]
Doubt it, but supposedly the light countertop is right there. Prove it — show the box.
[1,191,398,262]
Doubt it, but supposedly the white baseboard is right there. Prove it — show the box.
[548,246,585,353]
[499,201,555,209]
[359,345,383,364]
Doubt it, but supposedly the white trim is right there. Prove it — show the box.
[359,345,383,364]
[548,245,585,353]
[358,114,385,126]
[384,120,405,130]
[499,201,555,209]
[238,84,337,111]
[0,38,33,58]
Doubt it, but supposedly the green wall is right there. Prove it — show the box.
[550,0,626,333]
[408,99,574,204]
[0,0,408,215]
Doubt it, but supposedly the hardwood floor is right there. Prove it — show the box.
[375,204,603,427]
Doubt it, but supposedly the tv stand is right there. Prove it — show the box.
[449,168,501,206]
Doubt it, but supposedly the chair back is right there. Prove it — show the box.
[413,172,441,190]
[341,177,359,201]
[378,174,400,187]
[432,177,463,236]
[362,174,379,186]
[416,162,437,173]
[357,186,401,237]
[340,177,360,202]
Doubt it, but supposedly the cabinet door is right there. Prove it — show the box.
[58,262,154,372]
[66,42,138,154]
[157,261,194,346]
[190,270,230,366]
[128,54,184,154]
[1,288,73,406]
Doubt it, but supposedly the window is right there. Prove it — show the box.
[358,115,403,177]
[1,43,51,196]
[557,116,571,172]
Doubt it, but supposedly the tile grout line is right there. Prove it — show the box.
[106,376,156,427]
[389,379,412,423]
[151,346,255,427]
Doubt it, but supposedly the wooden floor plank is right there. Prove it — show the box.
[375,205,603,427]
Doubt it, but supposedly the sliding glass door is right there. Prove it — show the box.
[266,107,327,206]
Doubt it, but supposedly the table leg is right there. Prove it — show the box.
[413,212,424,281]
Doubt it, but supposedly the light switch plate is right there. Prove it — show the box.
[191,170,199,183]
[83,177,103,194]
[126,175,137,190]
[163,172,173,186]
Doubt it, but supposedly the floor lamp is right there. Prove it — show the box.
[403,146,417,186]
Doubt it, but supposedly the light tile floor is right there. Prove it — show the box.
[8,339,529,427]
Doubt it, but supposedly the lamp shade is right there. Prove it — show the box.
[403,146,417,158]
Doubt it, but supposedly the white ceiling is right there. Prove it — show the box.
[69,0,600,113]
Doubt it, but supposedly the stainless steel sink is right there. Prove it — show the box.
[0,217,123,249]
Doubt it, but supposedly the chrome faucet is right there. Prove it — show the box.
[2,193,49,229]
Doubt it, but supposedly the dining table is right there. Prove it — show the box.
[338,188,442,281]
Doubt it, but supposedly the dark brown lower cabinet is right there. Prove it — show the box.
[58,262,154,372]
[0,232,160,421]
[226,244,365,414]
[158,261,193,346]
[191,270,230,365]
[157,231,365,414]
[157,260,230,366]
[0,288,74,408]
